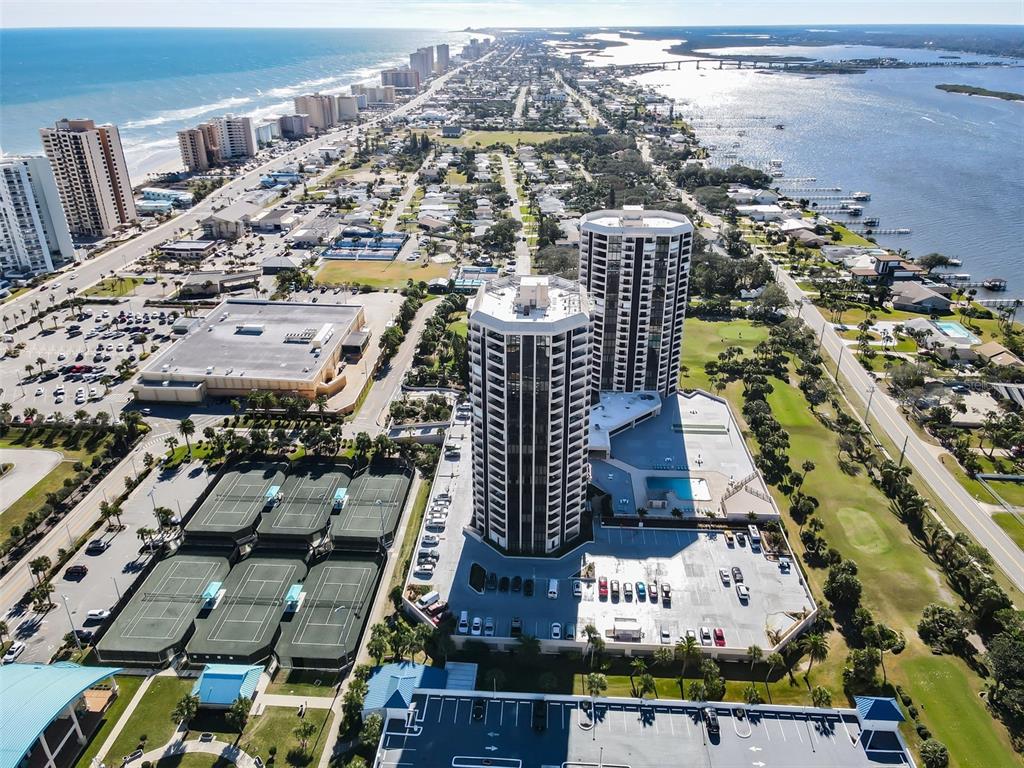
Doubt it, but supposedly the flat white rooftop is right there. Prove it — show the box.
[589,390,662,453]
[471,274,590,329]
[140,299,362,383]
[581,206,693,233]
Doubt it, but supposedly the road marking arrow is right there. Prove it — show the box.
[749,746,763,752]
[487,732,499,738]
[485,746,498,752]
[752,762,766,767]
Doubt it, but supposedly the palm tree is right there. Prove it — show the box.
[0,620,8,644]
[137,526,154,550]
[178,418,195,454]
[675,636,701,678]
[747,644,763,679]
[585,672,607,699]
[628,657,647,697]
[29,556,52,584]
[172,693,200,727]
[636,673,657,701]
[764,652,785,702]
[799,633,829,686]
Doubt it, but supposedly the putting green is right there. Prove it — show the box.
[717,324,767,343]
[835,507,891,556]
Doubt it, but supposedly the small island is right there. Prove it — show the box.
[936,83,1024,101]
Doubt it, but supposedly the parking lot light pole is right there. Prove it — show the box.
[61,595,82,651]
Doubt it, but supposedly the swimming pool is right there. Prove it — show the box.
[646,476,712,502]
[933,321,981,345]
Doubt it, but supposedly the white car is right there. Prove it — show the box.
[484,617,495,636]
[3,641,25,664]
[719,568,731,586]
[550,622,562,640]
[471,617,482,636]
[86,609,111,622]
[57,352,66,361]
[421,533,439,545]
[35,387,44,396]
[700,626,713,646]
[736,584,750,602]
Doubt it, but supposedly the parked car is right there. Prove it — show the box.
[550,622,561,640]
[3,641,25,664]
[702,707,720,735]
[486,572,498,591]
[714,627,726,647]
[86,539,109,554]
[700,626,713,646]
[523,578,534,597]
[731,566,744,583]
[572,579,582,597]
[510,617,522,637]
[636,581,646,601]
[660,626,671,644]
[610,579,620,598]
[65,565,88,580]
[598,576,608,599]
[511,575,522,592]
[484,617,495,637]
[472,699,486,721]
[85,609,111,622]
[736,584,750,602]
[719,568,731,586]
[623,581,633,600]
[499,576,510,592]
[471,617,482,636]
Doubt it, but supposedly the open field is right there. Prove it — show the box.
[236,706,332,767]
[85,277,143,297]
[72,676,145,768]
[316,258,450,289]
[266,668,340,697]
[438,130,574,148]
[0,428,112,547]
[152,756,230,768]
[103,677,193,763]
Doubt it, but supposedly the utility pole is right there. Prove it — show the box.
[864,384,877,428]
[897,435,909,468]
[62,594,82,651]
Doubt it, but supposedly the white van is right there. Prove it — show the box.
[417,591,440,610]
[457,610,469,634]
[547,579,559,599]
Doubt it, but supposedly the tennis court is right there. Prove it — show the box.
[187,555,307,663]
[276,554,382,668]
[186,461,288,537]
[95,551,231,665]
[330,464,412,543]
[258,460,351,539]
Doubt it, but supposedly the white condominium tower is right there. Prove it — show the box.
[212,115,257,159]
[469,276,592,556]
[39,118,137,237]
[0,156,76,276]
[579,206,693,398]
[410,47,434,84]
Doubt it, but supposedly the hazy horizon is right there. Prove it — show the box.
[3,0,1022,29]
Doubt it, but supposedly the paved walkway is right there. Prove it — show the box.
[258,693,335,709]
[96,674,158,764]
[137,739,257,768]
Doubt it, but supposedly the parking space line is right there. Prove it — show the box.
[792,716,804,742]
[773,715,786,741]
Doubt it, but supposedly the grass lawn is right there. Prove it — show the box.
[447,311,468,338]
[830,223,874,247]
[266,669,340,697]
[390,479,430,593]
[678,316,1019,766]
[164,443,213,470]
[236,706,332,767]
[993,512,1024,551]
[679,318,770,391]
[817,304,924,326]
[316,258,450,289]
[84,277,143,298]
[103,677,193,762]
[73,676,144,768]
[939,454,999,504]
[438,130,575,148]
[446,170,468,185]
[0,428,112,547]
[986,479,1024,508]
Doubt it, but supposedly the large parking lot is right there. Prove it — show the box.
[408,417,815,654]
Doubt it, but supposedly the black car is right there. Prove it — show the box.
[65,565,88,580]
[85,539,109,554]
[523,578,534,597]
[510,617,522,637]
[498,576,509,592]
[472,699,486,721]
[511,575,522,592]
[702,706,720,735]
[731,566,744,584]
[486,572,498,591]
[532,701,546,731]
[74,628,95,643]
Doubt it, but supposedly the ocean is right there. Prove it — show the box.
[574,34,1024,297]
[0,27,477,178]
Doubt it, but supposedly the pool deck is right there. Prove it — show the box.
[592,391,777,521]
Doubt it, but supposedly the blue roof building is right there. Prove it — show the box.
[191,664,263,708]
[363,662,447,720]
[854,696,905,725]
[0,662,121,768]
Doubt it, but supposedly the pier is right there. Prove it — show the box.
[847,228,912,235]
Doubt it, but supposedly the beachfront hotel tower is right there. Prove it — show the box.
[469,276,592,556]
[0,156,76,276]
[579,206,693,398]
[39,118,136,237]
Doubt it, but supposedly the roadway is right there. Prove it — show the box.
[499,154,532,275]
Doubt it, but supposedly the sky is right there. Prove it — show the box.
[2,0,1022,29]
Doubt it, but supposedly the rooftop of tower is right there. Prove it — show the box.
[470,274,591,330]
[580,205,693,234]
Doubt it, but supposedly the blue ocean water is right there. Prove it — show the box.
[0,27,476,176]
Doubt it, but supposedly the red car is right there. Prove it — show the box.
[598,576,608,599]
[713,628,726,647]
